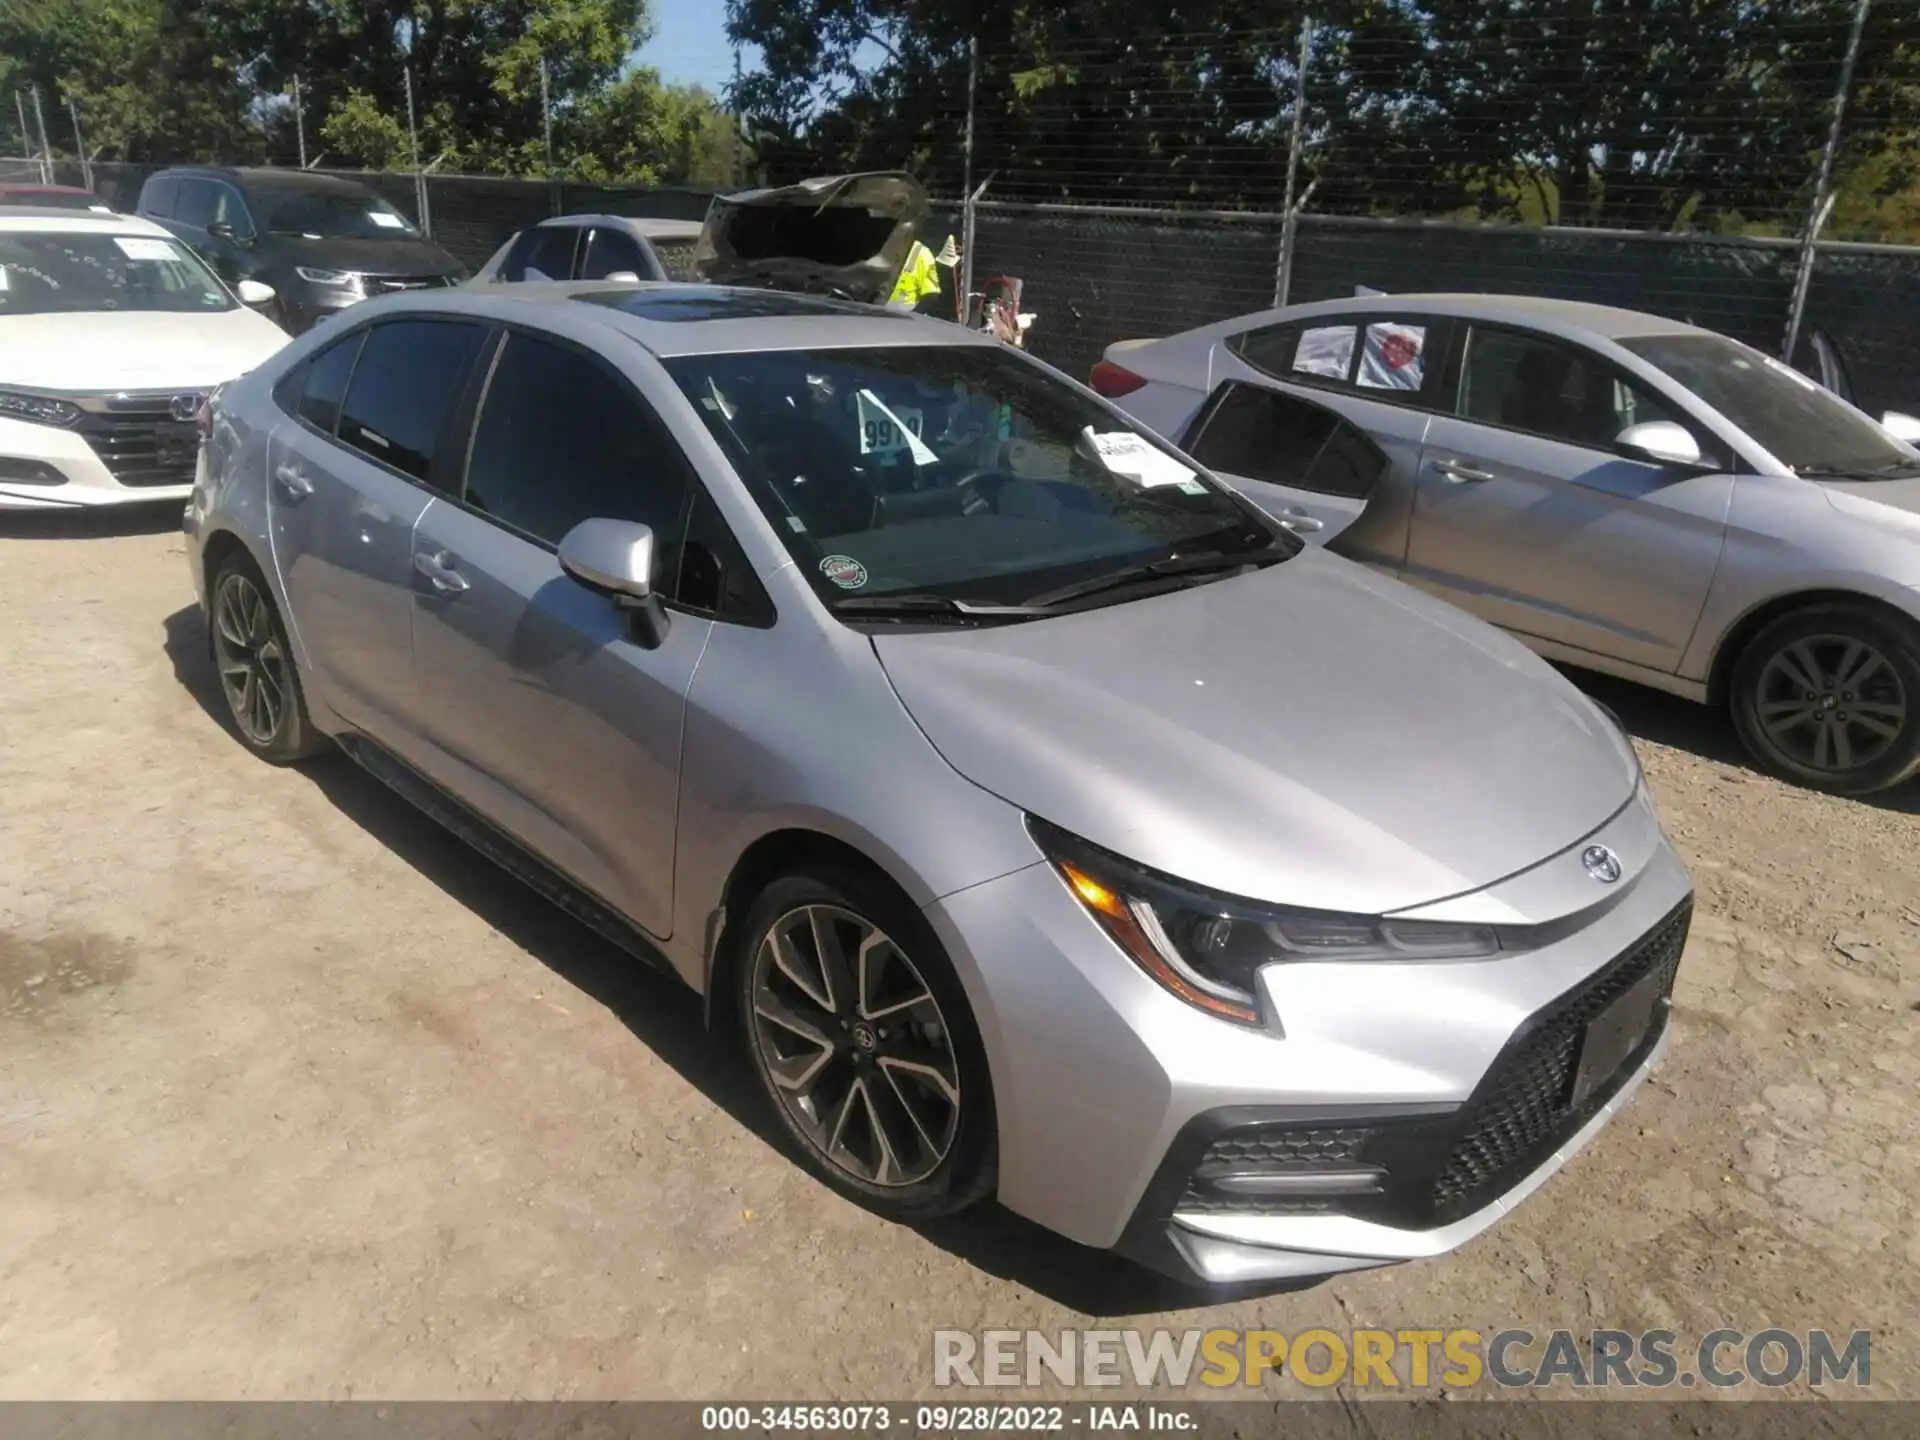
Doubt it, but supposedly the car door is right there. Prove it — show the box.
[1181,380,1395,552]
[1202,313,1451,572]
[406,328,716,938]
[267,316,488,743]
[579,225,656,281]
[1405,322,1734,674]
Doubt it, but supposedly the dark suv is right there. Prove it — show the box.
[136,167,465,333]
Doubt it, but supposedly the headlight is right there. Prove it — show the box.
[0,389,80,428]
[1029,818,1501,1027]
[295,267,363,292]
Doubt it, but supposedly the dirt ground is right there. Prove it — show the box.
[1,503,1916,1402]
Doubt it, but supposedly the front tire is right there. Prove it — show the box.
[208,556,324,764]
[1729,602,1920,795]
[735,866,996,1219]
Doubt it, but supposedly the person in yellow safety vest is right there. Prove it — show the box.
[888,235,957,310]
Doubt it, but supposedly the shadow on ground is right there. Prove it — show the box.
[1556,664,1920,816]
[0,500,185,540]
[161,602,1285,1317]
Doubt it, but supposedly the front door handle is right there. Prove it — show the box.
[272,462,313,500]
[1432,457,1496,484]
[414,549,470,595]
[1275,507,1325,532]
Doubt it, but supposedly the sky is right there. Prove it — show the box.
[637,0,742,92]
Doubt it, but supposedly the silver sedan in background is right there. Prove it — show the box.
[185,281,1689,1285]
[1099,295,1920,795]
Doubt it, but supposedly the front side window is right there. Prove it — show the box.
[464,333,692,550]
[263,190,420,240]
[1619,331,1919,478]
[1459,327,1685,451]
[335,320,484,483]
[502,226,579,282]
[0,230,235,315]
[663,345,1285,608]
[173,179,218,229]
[1187,384,1386,499]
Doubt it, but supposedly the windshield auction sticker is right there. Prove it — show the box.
[819,555,869,590]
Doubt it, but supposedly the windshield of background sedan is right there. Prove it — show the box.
[664,345,1287,608]
[0,230,235,315]
[265,191,421,240]
[1619,332,1920,478]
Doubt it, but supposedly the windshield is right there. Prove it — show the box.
[0,230,235,315]
[264,191,420,240]
[664,345,1288,609]
[1619,332,1920,477]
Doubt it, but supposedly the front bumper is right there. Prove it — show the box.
[0,412,195,511]
[922,788,1692,1285]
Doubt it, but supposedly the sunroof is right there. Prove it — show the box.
[572,286,907,323]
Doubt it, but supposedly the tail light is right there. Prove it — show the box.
[1090,359,1148,397]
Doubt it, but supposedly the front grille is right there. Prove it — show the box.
[74,407,199,488]
[365,273,457,295]
[1154,900,1692,1231]
[1422,900,1690,1222]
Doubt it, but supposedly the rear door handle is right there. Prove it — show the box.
[1432,457,1496,484]
[272,462,313,500]
[1275,507,1325,532]
[414,549,470,595]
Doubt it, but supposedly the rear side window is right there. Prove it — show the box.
[1187,382,1387,499]
[462,332,693,551]
[336,320,485,483]
[501,226,579,282]
[1233,317,1438,398]
[279,331,365,433]
[580,227,651,281]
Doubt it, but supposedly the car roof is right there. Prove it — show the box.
[535,214,705,239]
[347,280,997,358]
[0,209,167,235]
[0,182,97,197]
[1276,291,1703,341]
[146,165,377,198]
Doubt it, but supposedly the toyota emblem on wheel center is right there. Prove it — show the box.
[1582,844,1623,884]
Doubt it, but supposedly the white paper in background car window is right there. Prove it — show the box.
[1084,428,1207,493]
[1292,325,1355,379]
[1357,322,1427,390]
[112,236,181,262]
[368,211,407,230]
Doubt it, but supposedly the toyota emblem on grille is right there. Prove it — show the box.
[1582,845,1623,884]
[169,393,205,423]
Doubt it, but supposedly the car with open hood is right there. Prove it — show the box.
[183,280,1690,1286]
[692,171,927,304]
[0,209,288,511]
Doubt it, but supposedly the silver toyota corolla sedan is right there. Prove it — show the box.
[1099,295,1920,795]
[184,282,1692,1286]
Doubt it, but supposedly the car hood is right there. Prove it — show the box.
[694,171,925,304]
[262,233,464,278]
[1820,475,1920,534]
[0,308,290,391]
[872,551,1640,916]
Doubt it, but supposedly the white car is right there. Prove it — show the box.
[0,209,289,511]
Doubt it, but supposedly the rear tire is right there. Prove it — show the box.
[208,555,325,765]
[734,864,997,1220]
[1728,602,1920,795]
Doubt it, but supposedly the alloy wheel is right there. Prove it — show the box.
[212,572,290,747]
[1753,633,1908,774]
[748,904,962,1188]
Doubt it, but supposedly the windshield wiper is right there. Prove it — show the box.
[1023,543,1290,610]
[1795,460,1920,480]
[829,592,1049,621]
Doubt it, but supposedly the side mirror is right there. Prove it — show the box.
[236,278,276,307]
[207,220,250,245]
[604,270,642,283]
[1881,411,1920,444]
[1615,420,1703,468]
[558,517,669,648]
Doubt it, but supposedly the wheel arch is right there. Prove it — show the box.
[1707,587,1920,706]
